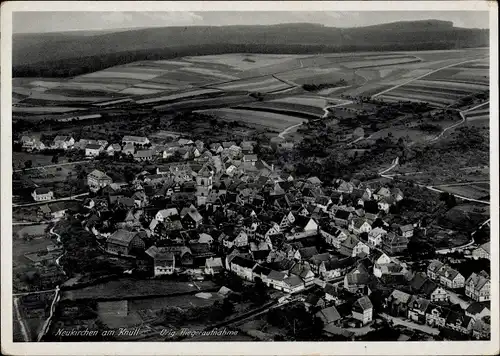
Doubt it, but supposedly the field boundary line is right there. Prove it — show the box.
[372,56,488,98]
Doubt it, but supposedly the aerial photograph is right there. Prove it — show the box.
[10,10,491,343]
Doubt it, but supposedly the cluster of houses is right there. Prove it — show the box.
[28,131,491,340]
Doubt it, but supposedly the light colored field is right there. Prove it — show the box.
[413,79,488,91]
[197,108,304,130]
[185,53,305,71]
[61,279,217,301]
[134,83,177,90]
[342,56,420,69]
[81,71,160,80]
[213,77,291,93]
[13,106,85,113]
[378,93,451,107]
[57,82,127,92]
[180,67,239,80]
[29,81,62,89]
[270,95,343,108]
[134,88,221,104]
[153,60,193,66]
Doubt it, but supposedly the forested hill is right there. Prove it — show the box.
[13,20,489,77]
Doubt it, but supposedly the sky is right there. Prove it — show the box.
[13,11,489,34]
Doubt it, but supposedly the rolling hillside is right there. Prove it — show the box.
[13,21,488,77]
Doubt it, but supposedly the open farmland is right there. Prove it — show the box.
[376,58,489,107]
[61,278,218,301]
[210,76,293,93]
[435,184,490,201]
[196,108,305,131]
[13,49,489,118]
[236,102,325,119]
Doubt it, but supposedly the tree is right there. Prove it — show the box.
[439,192,457,209]
[51,155,59,164]
[24,160,32,169]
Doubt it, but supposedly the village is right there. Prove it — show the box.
[14,131,491,341]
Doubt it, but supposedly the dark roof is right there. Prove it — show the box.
[231,256,256,269]
[252,249,271,260]
[253,265,272,276]
[466,302,490,315]
[316,306,342,324]
[354,296,373,311]
[34,187,51,194]
[298,246,319,259]
[334,210,351,220]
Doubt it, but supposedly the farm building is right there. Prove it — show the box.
[32,187,54,202]
[105,230,145,256]
[52,135,75,150]
[85,144,102,158]
[87,170,113,192]
[472,242,490,260]
[134,149,154,162]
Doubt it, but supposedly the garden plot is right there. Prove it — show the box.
[197,108,304,130]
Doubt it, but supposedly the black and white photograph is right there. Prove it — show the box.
[1,1,498,355]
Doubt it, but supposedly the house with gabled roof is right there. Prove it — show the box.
[319,257,355,281]
[294,246,318,261]
[332,209,353,227]
[472,316,490,340]
[339,235,370,258]
[425,303,450,328]
[465,272,490,302]
[436,264,465,289]
[52,135,75,150]
[445,310,474,335]
[352,296,373,325]
[349,218,372,235]
[472,242,490,260]
[382,232,408,255]
[283,274,305,293]
[316,305,342,326]
[260,268,285,289]
[32,187,54,202]
[319,223,348,249]
[290,261,315,286]
[344,263,371,294]
[229,256,256,281]
[408,296,430,324]
[465,302,490,321]
[386,289,412,317]
[204,257,224,275]
[105,230,145,256]
[368,227,387,247]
